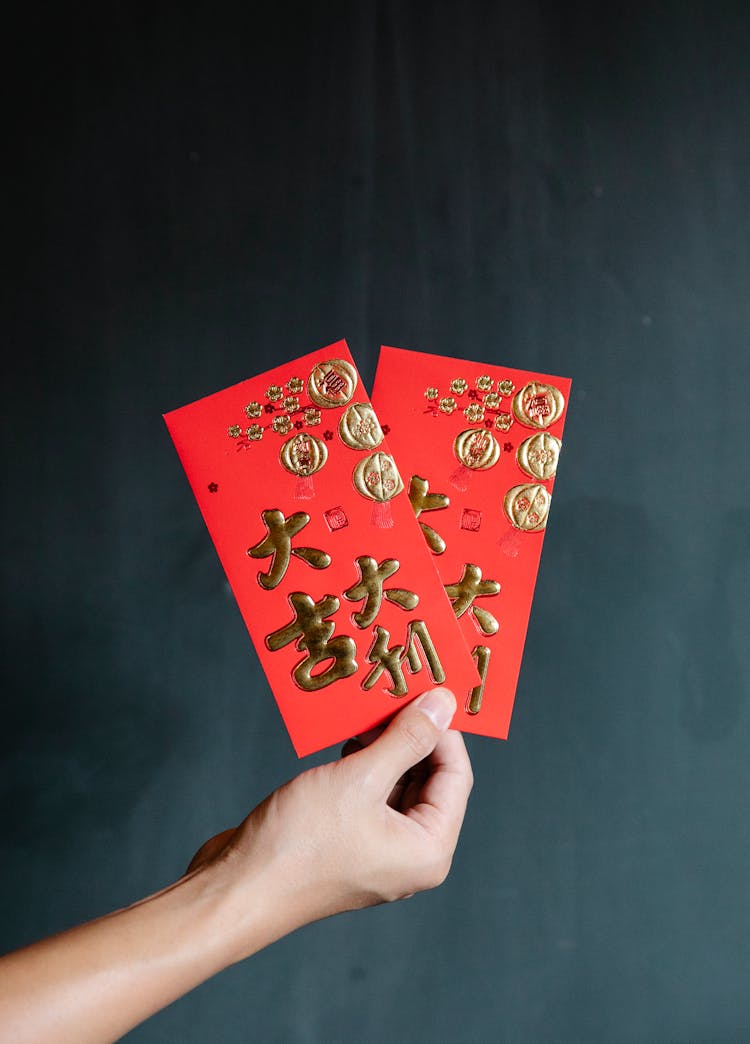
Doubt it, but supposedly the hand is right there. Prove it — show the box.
[188,686,473,959]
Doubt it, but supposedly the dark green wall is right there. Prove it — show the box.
[4,3,750,1041]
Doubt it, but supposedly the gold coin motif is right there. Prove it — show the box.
[503,483,551,531]
[279,433,328,477]
[307,359,358,408]
[353,451,404,503]
[453,428,501,471]
[512,382,565,429]
[516,432,561,480]
[338,402,384,450]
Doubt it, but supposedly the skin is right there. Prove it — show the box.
[0,686,472,1043]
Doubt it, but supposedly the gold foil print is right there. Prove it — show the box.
[246,424,263,441]
[503,483,551,531]
[338,402,384,450]
[343,556,418,628]
[272,415,292,435]
[287,377,304,394]
[453,428,501,470]
[363,620,444,696]
[405,620,446,685]
[484,392,500,410]
[497,379,515,396]
[283,395,300,413]
[517,432,561,480]
[304,407,321,426]
[307,358,357,408]
[408,475,449,555]
[512,382,565,429]
[444,563,500,636]
[244,401,262,419]
[267,385,284,402]
[352,451,404,503]
[228,424,242,438]
[266,592,358,691]
[467,645,490,714]
[439,396,457,414]
[495,413,513,432]
[280,433,328,477]
[464,403,485,423]
[450,378,467,395]
[425,387,439,400]
[476,375,492,392]
[247,509,331,589]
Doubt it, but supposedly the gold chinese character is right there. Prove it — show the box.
[467,645,491,714]
[444,563,500,636]
[408,475,449,555]
[343,556,418,629]
[266,592,357,691]
[363,620,445,697]
[247,510,331,590]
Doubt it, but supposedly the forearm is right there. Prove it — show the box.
[0,859,292,1044]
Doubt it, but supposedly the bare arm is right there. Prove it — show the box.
[0,687,472,1043]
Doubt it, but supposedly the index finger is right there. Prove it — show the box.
[406,730,473,835]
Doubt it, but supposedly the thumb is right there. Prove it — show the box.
[359,687,457,795]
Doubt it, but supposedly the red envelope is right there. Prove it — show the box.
[372,345,572,741]
[164,341,479,756]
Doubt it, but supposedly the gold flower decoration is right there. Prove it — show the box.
[450,378,467,395]
[476,375,492,391]
[287,377,304,394]
[272,415,292,435]
[283,395,300,413]
[484,392,500,410]
[495,413,513,432]
[267,384,283,402]
[439,396,457,415]
[246,424,263,441]
[464,403,485,423]
[305,407,321,426]
[498,379,515,396]
[228,424,241,438]
[425,387,439,400]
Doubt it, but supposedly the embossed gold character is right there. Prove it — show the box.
[408,475,449,555]
[247,509,331,590]
[307,359,357,408]
[444,563,500,636]
[343,556,418,628]
[512,382,565,429]
[363,620,445,697]
[467,645,491,714]
[453,429,500,470]
[266,592,358,691]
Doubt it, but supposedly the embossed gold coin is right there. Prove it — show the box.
[279,433,328,477]
[503,483,551,531]
[512,382,565,429]
[516,432,561,480]
[453,428,500,470]
[353,451,404,502]
[338,402,384,450]
[307,359,358,408]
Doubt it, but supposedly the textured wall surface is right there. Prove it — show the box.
[4,4,750,1041]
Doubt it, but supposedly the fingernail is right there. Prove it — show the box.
[414,687,456,732]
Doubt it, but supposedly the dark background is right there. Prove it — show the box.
[3,3,750,1041]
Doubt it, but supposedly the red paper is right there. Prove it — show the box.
[372,345,572,740]
[164,341,479,756]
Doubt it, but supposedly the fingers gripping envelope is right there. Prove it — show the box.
[371,346,572,742]
[164,341,480,756]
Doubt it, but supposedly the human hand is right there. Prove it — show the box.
[188,686,473,960]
